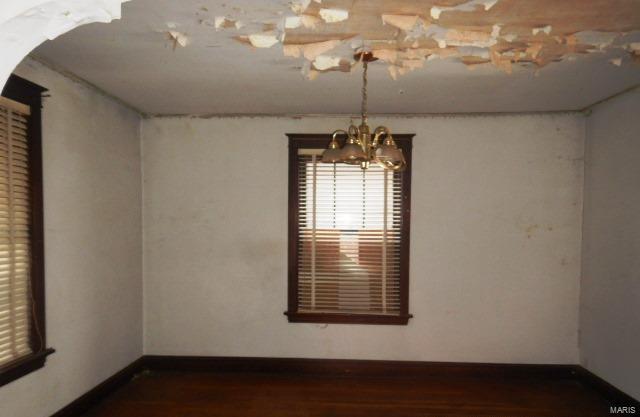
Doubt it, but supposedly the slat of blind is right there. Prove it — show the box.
[0,336,30,346]
[0,100,33,367]
[300,243,402,249]
[0,318,28,328]
[0,97,30,116]
[299,276,402,283]
[0,324,28,337]
[299,263,402,269]
[0,314,29,325]
[299,275,402,281]
[0,286,29,298]
[0,319,27,338]
[299,302,401,309]
[299,242,402,248]
[299,292,401,298]
[296,150,404,315]
[299,283,402,289]
[0,314,28,323]
[0,276,28,290]
[0,340,29,353]
[0,289,29,298]
[300,301,401,306]
[305,257,395,268]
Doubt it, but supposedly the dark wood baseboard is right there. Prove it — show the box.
[142,355,578,379]
[574,366,640,408]
[50,358,145,417]
[50,355,638,416]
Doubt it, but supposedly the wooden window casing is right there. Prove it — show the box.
[286,134,413,325]
[0,75,53,387]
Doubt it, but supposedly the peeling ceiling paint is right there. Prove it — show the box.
[31,0,640,115]
[210,0,640,79]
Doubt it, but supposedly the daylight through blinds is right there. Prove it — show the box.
[0,97,33,367]
[296,149,404,315]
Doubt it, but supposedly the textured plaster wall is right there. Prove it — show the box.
[0,58,143,417]
[141,113,584,364]
[581,88,640,400]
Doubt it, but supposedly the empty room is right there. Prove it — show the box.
[0,1,639,416]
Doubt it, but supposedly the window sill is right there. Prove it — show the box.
[285,311,412,325]
[0,348,55,387]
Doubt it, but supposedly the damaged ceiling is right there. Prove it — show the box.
[32,0,640,115]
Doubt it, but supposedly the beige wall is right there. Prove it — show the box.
[581,88,640,400]
[141,113,584,364]
[0,58,143,417]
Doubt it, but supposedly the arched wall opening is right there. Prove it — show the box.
[0,0,129,93]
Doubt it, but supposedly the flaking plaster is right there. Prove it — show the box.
[31,0,640,115]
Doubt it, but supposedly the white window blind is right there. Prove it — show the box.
[0,96,33,367]
[296,149,403,315]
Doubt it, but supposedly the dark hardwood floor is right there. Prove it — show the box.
[82,370,614,416]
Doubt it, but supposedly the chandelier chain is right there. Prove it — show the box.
[361,60,368,122]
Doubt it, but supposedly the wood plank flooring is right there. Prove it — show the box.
[83,370,614,416]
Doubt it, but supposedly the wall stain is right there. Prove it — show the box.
[524,224,555,238]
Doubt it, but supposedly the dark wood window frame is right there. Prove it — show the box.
[0,75,54,387]
[285,134,413,325]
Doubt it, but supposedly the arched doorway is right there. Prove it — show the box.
[0,0,129,92]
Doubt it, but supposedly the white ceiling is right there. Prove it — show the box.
[32,0,640,115]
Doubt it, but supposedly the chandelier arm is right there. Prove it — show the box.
[372,125,391,148]
[348,124,359,138]
[331,129,349,143]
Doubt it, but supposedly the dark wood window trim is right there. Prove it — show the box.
[286,133,413,325]
[0,75,54,387]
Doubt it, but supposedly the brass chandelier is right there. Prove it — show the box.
[322,52,406,171]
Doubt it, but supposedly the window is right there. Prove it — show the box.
[286,134,413,325]
[0,75,52,387]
